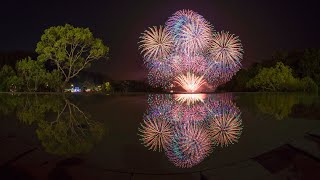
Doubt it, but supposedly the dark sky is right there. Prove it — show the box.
[1,0,319,80]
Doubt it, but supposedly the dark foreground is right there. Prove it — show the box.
[0,92,320,180]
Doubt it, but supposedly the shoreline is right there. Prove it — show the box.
[0,91,317,95]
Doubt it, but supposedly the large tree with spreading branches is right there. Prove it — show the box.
[36,24,109,90]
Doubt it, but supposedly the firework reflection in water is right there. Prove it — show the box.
[208,100,243,147]
[138,93,243,168]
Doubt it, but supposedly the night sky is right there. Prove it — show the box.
[2,0,319,80]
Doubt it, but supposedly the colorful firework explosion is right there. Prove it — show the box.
[208,31,243,79]
[170,55,209,75]
[175,72,206,93]
[139,26,173,61]
[139,10,243,92]
[210,31,243,65]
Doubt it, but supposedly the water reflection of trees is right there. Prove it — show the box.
[250,93,318,120]
[0,94,104,156]
[254,93,300,120]
[138,93,243,168]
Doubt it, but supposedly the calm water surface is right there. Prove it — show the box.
[0,93,320,179]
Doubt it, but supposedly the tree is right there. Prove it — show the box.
[104,82,112,92]
[247,62,318,92]
[217,63,262,92]
[299,77,318,92]
[45,70,62,92]
[297,49,320,86]
[16,57,47,92]
[269,49,320,86]
[246,62,298,91]
[7,75,24,92]
[36,24,109,90]
[0,65,16,91]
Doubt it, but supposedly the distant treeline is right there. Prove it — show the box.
[217,48,319,92]
[0,52,161,93]
[1,48,319,93]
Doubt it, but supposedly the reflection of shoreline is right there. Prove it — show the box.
[0,94,104,156]
[253,93,299,120]
[138,93,243,168]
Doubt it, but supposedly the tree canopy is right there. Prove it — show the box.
[36,24,109,89]
[16,57,47,92]
[246,62,297,91]
[246,62,318,92]
[0,65,16,91]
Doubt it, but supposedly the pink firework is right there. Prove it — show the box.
[171,55,209,75]
[138,9,244,93]
[177,20,213,55]
[139,26,174,61]
[175,72,206,92]
[138,117,174,152]
[166,10,213,55]
[147,60,175,88]
[208,105,243,147]
[166,9,202,26]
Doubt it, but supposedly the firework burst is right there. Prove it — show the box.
[170,55,209,75]
[175,21,212,55]
[166,10,208,35]
[209,31,243,71]
[165,10,212,56]
[147,60,175,88]
[139,26,174,61]
[175,72,206,92]
[138,10,243,92]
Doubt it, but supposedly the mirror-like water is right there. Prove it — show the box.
[0,93,320,179]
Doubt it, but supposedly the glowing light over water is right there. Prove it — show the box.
[175,72,206,92]
[174,93,206,105]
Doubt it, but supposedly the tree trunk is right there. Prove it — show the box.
[60,81,68,93]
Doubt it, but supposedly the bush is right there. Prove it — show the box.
[246,62,297,91]
[0,65,16,91]
[246,62,318,92]
[299,77,318,92]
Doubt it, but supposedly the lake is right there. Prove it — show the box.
[0,92,320,180]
